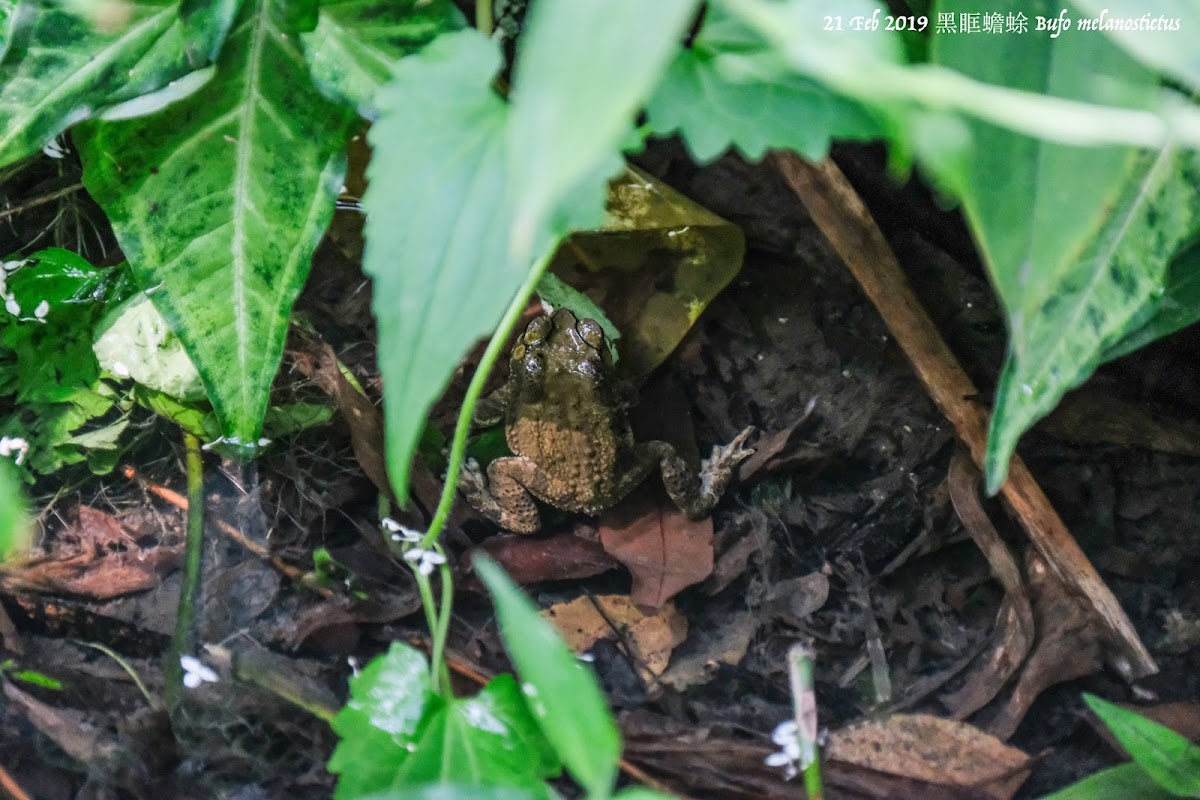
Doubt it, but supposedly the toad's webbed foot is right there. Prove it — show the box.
[638,425,755,519]
[458,456,544,534]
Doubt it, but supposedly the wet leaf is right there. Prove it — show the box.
[388,676,560,788]
[1102,243,1200,362]
[78,0,355,455]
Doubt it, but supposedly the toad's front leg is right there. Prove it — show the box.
[459,456,546,534]
[630,426,756,518]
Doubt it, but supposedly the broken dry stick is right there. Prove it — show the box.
[770,152,1156,679]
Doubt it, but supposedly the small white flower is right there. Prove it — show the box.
[111,361,131,378]
[5,296,19,316]
[0,436,29,465]
[42,139,67,159]
[382,518,422,542]
[2,260,25,272]
[257,437,271,447]
[200,436,225,451]
[33,300,49,320]
[403,546,446,576]
[180,654,218,689]
[765,720,802,780]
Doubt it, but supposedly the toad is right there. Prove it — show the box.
[459,308,755,534]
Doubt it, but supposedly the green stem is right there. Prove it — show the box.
[433,558,454,691]
[476,0,493,37]
[419,252,550,551]
[787,643,823,800]
[167,431,205,712]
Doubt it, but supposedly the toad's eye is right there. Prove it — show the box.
[523,316,550,344]
[522,351,545,379]
[578,319,604,349]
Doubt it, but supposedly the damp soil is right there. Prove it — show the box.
[3,141,1200,799]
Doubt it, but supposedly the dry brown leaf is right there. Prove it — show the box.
[940,451,1033,719]
[474,532,619,585]
[736,399,819,483]
[826,714,1030,800]
[0,506,181,599]
[599,482,713,611]
[659,609,757,690]
[541,594,687,677]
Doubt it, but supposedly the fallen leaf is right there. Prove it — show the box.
[826,714,1030,800]
[765,571,830,626]
[599,482,713,611]
[474,532,619,584]
[940,451,1033,719]
[541,594,687,677]
[736,398,820,483]
[985,550,1102,740]
[659,608,757,690]
[0,506,181,599]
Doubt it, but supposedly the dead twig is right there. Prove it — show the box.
[121,465,337,601]
[0,182,83,221]
[770,151,1156,678]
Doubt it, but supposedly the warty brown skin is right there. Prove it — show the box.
[461,308,754,534]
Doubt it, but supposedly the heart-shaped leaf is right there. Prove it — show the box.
[78,0,354,455]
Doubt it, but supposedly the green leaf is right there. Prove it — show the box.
[366,27,623,501]
[78,0,355,455]
[645,5,884,162]
[1038,762,1175,800]
[1102,241,1200,362]
[364,29,512,501]
[931,0,1200,492]
[1069,0,1200,94]
[475,556,621,798]
[358,787,548,800]
[986,148,1200,491]
[93,293,206,402]
[300,0,464,119]
[263,402,332,438]
[1085,694,1200,796]
[329,642,434,799]
[0,460,29,560]
[534,272,619,358]
[0,0,236,167]
[390,675,560,788]
[506,0,697,257]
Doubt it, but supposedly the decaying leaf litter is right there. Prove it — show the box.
[3,139,1200,798]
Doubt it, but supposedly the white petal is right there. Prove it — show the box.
[381,517,402,531]
[764,751,793,767]
[423,552,446,566]
[771,720,799,745]
[33,300,49,319]
[111,362,131,378]
[403,548,426,563]
[183,672,202,689]
[5,296,19,316]
[257,437,271,447]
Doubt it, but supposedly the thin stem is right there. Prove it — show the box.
[419,251,550,551]
[167,432,206,711]
[787,643,823,800]
[433,558,454,691]
[476,0,493,37]
[0,183,83,222]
